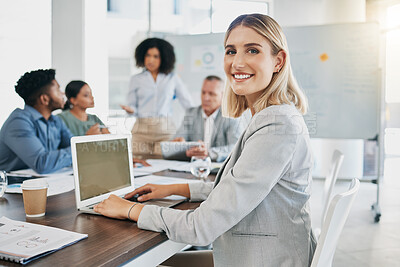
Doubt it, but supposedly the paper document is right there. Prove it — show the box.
[139,159,223,173]
[9,167,74,177]
[135,159,189,174]
[168,161,223,173]
[0,216,87,264]
[6,174,75,196]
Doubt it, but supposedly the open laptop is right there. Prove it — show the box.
[71,134,185,214]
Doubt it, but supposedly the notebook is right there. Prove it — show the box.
[71,134,185,214]
[160,141,201,161]
[0,216,87,265]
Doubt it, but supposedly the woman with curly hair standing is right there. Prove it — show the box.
[121,38,194,159]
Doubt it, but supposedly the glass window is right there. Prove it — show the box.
[387,3,400,28]
[149,0,271,35]
[151,0,211,34]
[107,0,149,20]
[150,0,177,33]
[385,4,400,103]
[384,4,400,157]
[212,0,269,33]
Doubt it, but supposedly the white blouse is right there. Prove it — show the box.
[127,71,194,118]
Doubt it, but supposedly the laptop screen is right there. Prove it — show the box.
[75,138,131,201]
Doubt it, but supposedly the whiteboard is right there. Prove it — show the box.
[167,22,380,139]
[166,33,226,103]
[285,22,380,139]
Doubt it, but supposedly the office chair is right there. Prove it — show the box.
[315,150,344,238]
[310,178,360,267]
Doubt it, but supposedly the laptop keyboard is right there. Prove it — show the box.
[81,196,184,212]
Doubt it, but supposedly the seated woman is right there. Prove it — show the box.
[94,14,315,266]
[58,80,150,167]
[58,80,110,136]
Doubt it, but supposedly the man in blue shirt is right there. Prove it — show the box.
[0,69,73,174]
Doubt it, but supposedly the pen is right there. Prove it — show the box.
[6,172,36,178]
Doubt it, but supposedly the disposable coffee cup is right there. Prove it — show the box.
[22,178,49,217]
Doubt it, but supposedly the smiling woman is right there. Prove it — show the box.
[95,14,315,267]
[224,27,283,113]
[223,15,307,118]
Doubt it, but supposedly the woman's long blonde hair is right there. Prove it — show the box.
[222,14,308,117]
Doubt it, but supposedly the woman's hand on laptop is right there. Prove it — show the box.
[124,184,173,202]
[93,194,144,221]
[125,183,190,202]
[95,184,191,221]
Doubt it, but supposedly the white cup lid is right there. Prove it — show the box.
[22,178,49,190]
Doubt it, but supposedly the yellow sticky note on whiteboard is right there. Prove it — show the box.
[320,53,329,62]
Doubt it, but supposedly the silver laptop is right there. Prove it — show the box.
[71,134,185,214]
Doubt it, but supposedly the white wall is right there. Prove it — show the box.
[322,0,366,24]
[274,0,325,26]
[83,0,109,119]
[0,0,108,128]
[52,0,84,89]
[274,0,365,26]
[52,0,109,119]
[107,18,147,59]
[0,0,52,126]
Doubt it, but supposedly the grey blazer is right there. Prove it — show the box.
[174,106,244,162]
[138,104,316,267]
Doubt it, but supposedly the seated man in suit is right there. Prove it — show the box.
[173,75,244,162]
[0,69,74,174]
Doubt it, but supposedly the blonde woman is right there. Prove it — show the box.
[95,14,316,267]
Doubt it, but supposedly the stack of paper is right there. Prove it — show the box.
[0,217,87,264]
[6,168,75,196]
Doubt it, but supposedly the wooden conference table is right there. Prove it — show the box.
[0,171,214,267]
